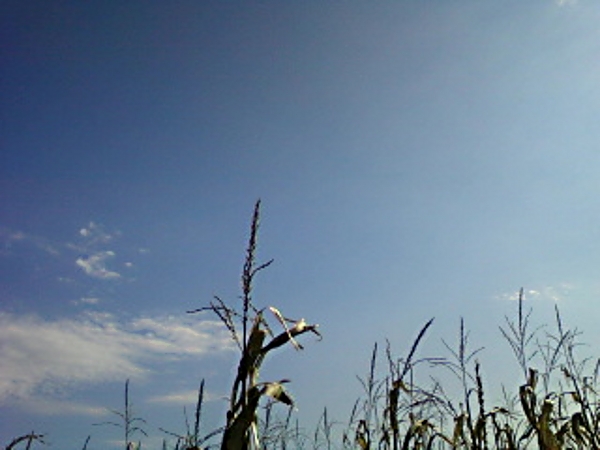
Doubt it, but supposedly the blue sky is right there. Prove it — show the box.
[3,0,600,448]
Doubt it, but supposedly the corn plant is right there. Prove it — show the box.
[3,433,45,450]
[94,379,147,450]
[189,200,321,450]
[160,379,225,450]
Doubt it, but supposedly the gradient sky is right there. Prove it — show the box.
[3,1,600,448]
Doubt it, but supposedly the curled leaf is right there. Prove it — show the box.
[261,380,294,406]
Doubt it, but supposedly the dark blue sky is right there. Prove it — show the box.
[3,1,600,448]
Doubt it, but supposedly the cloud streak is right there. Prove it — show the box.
[0,223,132,283]
[0,311,234,414]
[496,284,574,303]
[0,227,61,256]
[147,389,208,406]
[78,222,118,247]
[555,0,577,6]
[76,251,121,280]
[73,223,125,280]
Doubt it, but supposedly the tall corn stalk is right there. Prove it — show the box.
[189,200,320,450]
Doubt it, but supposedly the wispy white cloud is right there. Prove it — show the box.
[9,397,108,417]
[496,284,574,303]
[0,227,60,256]
[76,251,121,280]
[0,312,234,415]
[555,0,577,6]
[147,389,208,406]
[72,297,101,306]
[129,317,232,355]
[78,222,118,247]
[0,222,135,281]
[72,223,125,280]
